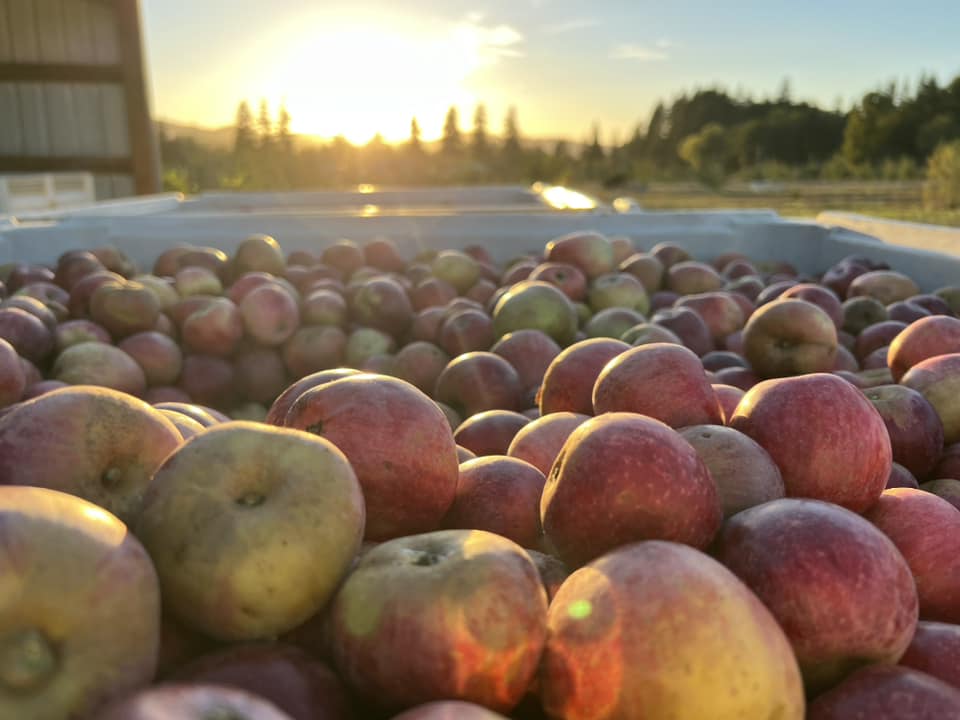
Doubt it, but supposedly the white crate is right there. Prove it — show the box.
[0,173,96,215]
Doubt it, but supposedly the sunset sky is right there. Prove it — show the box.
[142,0,960,145]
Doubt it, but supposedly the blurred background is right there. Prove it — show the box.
[2,0,960,223]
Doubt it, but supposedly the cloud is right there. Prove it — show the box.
[610,43,668,61]
[455,15,525,62]
[542,18,601,35]
[655,38,675,49]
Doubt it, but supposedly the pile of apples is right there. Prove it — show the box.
[3,230,960,719]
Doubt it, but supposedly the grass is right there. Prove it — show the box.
[589,180,960,228]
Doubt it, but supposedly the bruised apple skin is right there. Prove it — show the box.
[0,386,181,523]
[540,541,804,720]
[330,530,548,714]
[135,422,365,642]
[0,486,160,720]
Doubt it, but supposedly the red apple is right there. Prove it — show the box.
[443,456,546,548]
[118,331,184,387]
[592,343,722,427]
[541,541,804,720]
[856,320,909,362]
[434,352,524,417]
[541,413,721,566]
[350,276,414,337]
[6,263,55,291]
[282,325,347,379]
[0,307,54,364]
[322,240,365,277]
[899,621,960,690]
[865,488,960,623]
[21,379,68,400]
[54,251,105,290]
[822,259,869,298]
[781,283,844,329]
[863,384,945,478]
[265,369,362,425]
[730,373,891,512]
[410,277,458,310]
[807,665,960,720]
[0,337,25,408]
[537,338,628,415]
[96,684,295,720]
[285,374,458,540]
[742,299,838,378]
[544,231,614,279]
[528,262,588,301]
[888,315,960,382]
[330,529,547,713]
[54,318,111,352]
[52,341,147,396]
[888,300,932,324]
[719,498,917,692]
[701,350,749,372]
[651,306,714,356]
[902,353,960,444]
[650,241,691,268]
[240,283,301,346]
[675,292,745,341]
[177,355,236,409]
[667,261,725,295]
[619,252,664,293]
[713,383,746,423]
[234,346,289,405]
[506,412,589,476]
[888,462,920,489]
[490,329,562,394]
[181,297,243,357]
[453,410,530,457]
[233,234,286,276]
[438,309,494,356]
[756,279,799,305]
[3,294,58,329]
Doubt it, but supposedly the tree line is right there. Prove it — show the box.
[159,72,960,196]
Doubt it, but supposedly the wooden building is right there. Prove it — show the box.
[0,0,160,199]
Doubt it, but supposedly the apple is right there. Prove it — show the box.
[888,300,932,324]
[667,261,725,295]
[177,354,236,409]
[922,479,960,510]
[650,241,691,268]
[910,293,953,316]
[936,286,960,315]
[282,325,347,378]
[741,298,837,378]
[330,529,547,713]
[619,252,664,293]
[862,345,891,369]
[96,684,295,720]
[153,401,222,428]
[593,343,722,427]
[821,259,869,298]
[363,238,406,272]
[528,262,588,301]
[701,350,749,372]
[649,290,679,311]
[388,341,448,394]
[453,410,530,457]
[544,231,614,279]
[54,251,105,290]
[807,665,960,720]
[541,413,721,567]
[0,337,25,408]
[301,289,348,327]
[3,295,58,330]
[888,315,960,382]
[538,338,628,415]
[849,270,920,305]
[888,463,920,489]
[6,263,54,291]
[899,621,960,690]
[500,260,536,285]
[583,307,646,339]
[0,486,160,719]
[265,369,362,426]
[234,234,286,277]
[933,443,960,479]
[431,250,481,293]
[438,309,494,356]
[240,283,301,347]
[730,373,891,512]
[465,278,496,305]
[0,307,54,364]
[718,498,917,693]
[541,541,804,720]
[434,352,524,417]
[137,421,364,640]
[175,265,223,297]
[131,273,179,311]
[862,384,944,478]
[234,347,289,406]
[781,283,844,329]
[350,276,413,338]
[865,488,960,623]
[443,456,546,549]
[54,319,111,352]
[285,374,458,540]
[410,277,458,310]
[756,279,799,305]
[725,275,765,301]
[52,341,147,396]
[855,320,908,362]
[181,297,244,357]
[390,701,509,720]
[679,425,784,518]
[651,306,714,356]
[176,247,230,280]
[490,329,562,394]
[159,408,206,441]
[345,327,396,367]
[842,296,888,335]
[620,322,683,346]
[492,280,578,346]
[505,412,589,476]
[587,273,650,314]
[22,379,68,400]
[713,383,746,424]
[169,295,218,328]
[675,292,745,342]
[902,353,960,444]
[722,259,759,279]
[118,331,184,387]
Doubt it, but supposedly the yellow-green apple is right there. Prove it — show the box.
[609,235,633,264]
[0,487,160,719]
[899,621,960,689]
[0,337,25,408]
[679,425,784,518]
[0,307,53,364]
[302,289,347,326]
[177,354,236,409]
[89,279,162,339]
[781,283,844,328]
[587,273,650,314]
[431,250,481,293]
[284,374,458,540]
[807,665,960,720]
[713,383,746,424]
[541,541,804,720]
[54,319,111,352]
[676,292,745,342]
[131,273,179,312]
[718,498,917,693]
[330,529,547,713]
[864,488,960,623]
[52,342,147,396]
[438,309,494,356]
[650,241,691,268]
[888,316,960,382]
[234,346,288,405]
[592,343,722,427]
[538,338,627,415]
[434,352,524,417]
[345,327,396,366]
[240,283,301,346]
[172,643,352,720]
[742,299,837,377]
[0,386,180,521]
[233,234,286,277]
[544,231,615,279]
[454,410,530,457]
[282,325,347,378]
[902,354,960,444]
[443,456,546,548]
[528,262,588,301]
[97,684,295,720]
[849,270,920,305]
[541,413,721,566]
[137,422,364,641]
[667,261,724,295]
[842,296,888,335]
[583,307,646,338]
[492,280,578,346]
[651,306,714,356]
[863,385,944,478]
[118,331,183,387]
[619,252,664,293]
[730,373,891,512]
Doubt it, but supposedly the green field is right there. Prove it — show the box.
[594,181,960,228]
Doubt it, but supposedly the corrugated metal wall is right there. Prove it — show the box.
[0,0,151,198]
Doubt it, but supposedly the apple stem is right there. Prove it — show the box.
[0,628,57,691]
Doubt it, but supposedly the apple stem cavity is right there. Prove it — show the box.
[306,422,323,435]
[0,628,58,691]
[235,492,266,508]
[101,467,122,490]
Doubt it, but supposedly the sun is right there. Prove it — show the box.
[261,19,483,144]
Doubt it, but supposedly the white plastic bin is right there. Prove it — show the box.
[0,173,96,215]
